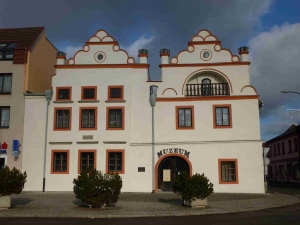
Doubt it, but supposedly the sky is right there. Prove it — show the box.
[0,0,299,142]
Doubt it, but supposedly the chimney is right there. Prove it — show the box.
[160,49,170,64]
[56,51,67,65]
[138,49,148,63]
[238,46,249,62]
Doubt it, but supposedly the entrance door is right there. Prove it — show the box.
[0,158,5,170]
[158,156,190,191]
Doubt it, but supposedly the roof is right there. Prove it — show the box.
[266,124,300,144]
[0,27,45,50]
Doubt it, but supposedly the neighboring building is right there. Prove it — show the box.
[0,27,57,170]
[22,29,264,193]
[266,124,300,186]
[262,143,270,181]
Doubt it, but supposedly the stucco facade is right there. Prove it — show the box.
[22,29,264,193]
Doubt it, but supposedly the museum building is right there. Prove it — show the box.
[21,29,265,193]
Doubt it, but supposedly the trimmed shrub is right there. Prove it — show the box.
[0,166,27,196]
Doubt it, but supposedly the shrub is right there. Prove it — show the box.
[73,167,122,208]
[0,166,27,196]
[173,171,213,202]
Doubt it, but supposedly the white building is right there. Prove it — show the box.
[22,29,264,193]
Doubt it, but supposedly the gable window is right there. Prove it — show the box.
[54,108,72,131]
[219,159,238,184]
[106,150,125,174]
[78,150,96,173]
[56,87,72,101]
[289,140,292,153]
[81,86,97,100]
[51,150,69,174]
[0,107,10,128]
[107,107,124,130]
[282,142,285,154]
[108,86,124,100]
[176,106,194,130]
[0,74,12,93]
[80,107,97,130]
[213,105,232,128]
[294,138,298,152]
[0,43,17,61]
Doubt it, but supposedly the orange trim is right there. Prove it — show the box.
[160,53,170,57]
[157,95,259,102]
[147,80,162,82]
[79,107,98,130]
[81,86,97,100]
[51,150,70,174]
[181,68,233,95]
[239,51,249,54]
[154,154,192,192]
[240,85,257,94]
[86,41,118,45]
[112,44,136,64]
[188,41,221,45]
[138,54,148,57]
[78,150,97,174]
[107,85,124,101]
[175,106,195,130]
[55,64,149,69]
[106,106,125,130]
[53,107,72,131]
[218,159,239,184]
[213,104,232,129]
[55,87,72,101]
[106,149,125,174]
[56,56,66,59]
[161,62,249,68]
[162,88,177,95]
[214,46,241,62]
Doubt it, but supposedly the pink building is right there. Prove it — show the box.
[266,124,300,187]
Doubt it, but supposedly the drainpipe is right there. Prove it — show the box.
[42,90,53,192]
[149,85,158,193]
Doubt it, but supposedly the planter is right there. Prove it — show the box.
[184,197,207,208]
[0,195,12,209]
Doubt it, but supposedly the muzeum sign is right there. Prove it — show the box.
[157,148,190,159]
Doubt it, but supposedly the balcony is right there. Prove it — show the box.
[185,83,229,96]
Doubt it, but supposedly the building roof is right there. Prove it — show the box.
[266,124,300,144]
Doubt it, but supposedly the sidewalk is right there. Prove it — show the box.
[0,191,299,218]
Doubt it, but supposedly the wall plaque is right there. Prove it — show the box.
[83,135,93,140]
[138,167,145,172]
[163,169,171,182]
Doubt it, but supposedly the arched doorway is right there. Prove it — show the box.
[156,156,191,191]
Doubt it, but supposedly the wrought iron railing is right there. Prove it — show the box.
[185,83,230,96]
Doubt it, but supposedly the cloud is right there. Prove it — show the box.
[122,36,154,60]
[63,45,82,59]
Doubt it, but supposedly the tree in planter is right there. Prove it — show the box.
[73,167,122,208]
[0,166,27,196]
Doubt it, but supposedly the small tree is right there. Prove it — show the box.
[0,166,27,196]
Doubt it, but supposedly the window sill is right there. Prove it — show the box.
[103,141,127,144]
[214,125,232,129]
[53,101,74,103]
[0,92,11,95]
[106,171,124,175]
[105,100,126,103]
[49,142,72,145]
[0,127,9,129]
[76,141,99,144]
[176,127,194,130]
[78,100,100,103]
[107,127,124,130]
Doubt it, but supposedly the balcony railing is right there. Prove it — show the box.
[185,83,230,96]
[0,86,12,94]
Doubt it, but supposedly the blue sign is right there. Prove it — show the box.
[12,140,19,157]
[0,150,7,154]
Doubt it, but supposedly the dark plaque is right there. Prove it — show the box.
[138,167,145,172]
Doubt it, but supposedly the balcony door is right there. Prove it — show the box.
[202,78,211,96]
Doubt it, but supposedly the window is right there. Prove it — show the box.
[219,159,238,184]
[202,78,211,96]
[274,145,276,156]
[107,107,124,130]
[51,150,69,174]
[108,86,124,100]
[292,166,300,180]
[56,87,72,101]
[213,105,232,128]
[279,165,285,179]
[282,142,285,154]
[277,143,280,155]
[0,43,17,60]
[289,140,292,153]
[269,146,272,157]
[294,138,298,152]
[176,106,194,130]
[0,74,12,93]
[80,107,97,130]
[78,150,96,173]
[106,150,125,174]
[81,86,97,100]
[0,107,10,128]
[54,108,72,131]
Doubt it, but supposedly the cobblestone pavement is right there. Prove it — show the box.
[0,192,299,218]
[267,186,300,196]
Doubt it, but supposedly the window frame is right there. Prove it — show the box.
[0,73,12,94]
[294,138,298,152]
[53,107,72,131]
[79,107,97,130]
[218,159,239,184]
[81,86,97,100]
[0,43,17,61]
[78,150,97,174]
[107,85,124,101]
[281,142,285,155]
[213,104,232,128]
[51,150,70,174]
[277,143,280,155]
[56,87,72,101]
[106,149,125,174]
[288,140,292,153]
[274,145,276,156]
[106,106,125,130]
[175,106,195,130]
[0,106,10,128]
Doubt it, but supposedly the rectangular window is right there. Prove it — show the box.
[108,86,124,100]
[289,140,292,153]
[78,150,96,173]
[81,86,97,100]
[292,166,300,180]
[274,145,276,156]
[282,142,285,154]
[294,138,298,152]
[270,146,272,157]
[0,107,10,128]
[107,107,124,130]
[0,74,12,93]
[219,159,238,184]
[213,105,232,128]
[56,87,72,101]
[80,107,97,130]
[0,43,17,61]
[176,106,194,130]
[106,150,124,174]
[277,143,280,155]
[279,165,284,179]
[51,150,69,174]
[54,108,72,131]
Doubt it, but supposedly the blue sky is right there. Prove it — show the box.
[0,0,299,142]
